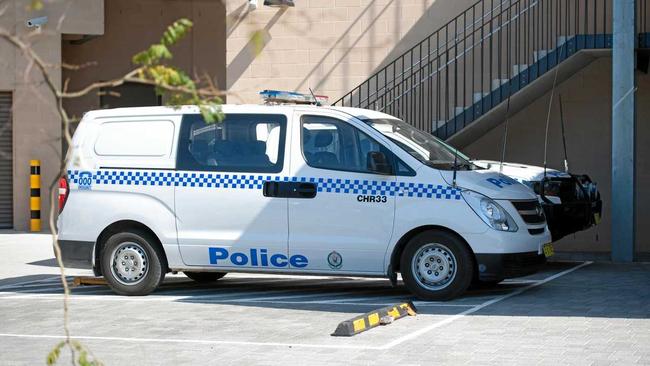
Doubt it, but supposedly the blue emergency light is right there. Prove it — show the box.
[259,90,329,105]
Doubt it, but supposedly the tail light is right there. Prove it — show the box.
[58,176,69,212]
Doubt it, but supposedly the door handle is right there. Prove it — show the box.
[263,181,317,199]
[293,183,317,198]
[263,181,280,197]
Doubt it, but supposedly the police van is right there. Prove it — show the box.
[57,94,552,300]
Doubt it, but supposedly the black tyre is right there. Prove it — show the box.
[184,271,227,282]
[100,230,166,296]
[400,230,474,301]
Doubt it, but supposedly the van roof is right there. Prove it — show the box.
[83,104,399,122]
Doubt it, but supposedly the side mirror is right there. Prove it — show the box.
[367,151,392,175]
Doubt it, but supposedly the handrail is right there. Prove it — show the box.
[337,0,499,103]
[333,0,648,140]
[354,0,538,109]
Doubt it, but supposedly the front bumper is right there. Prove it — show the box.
[56,240,94,269]
[543,201,600,241]
[475,251,546,282]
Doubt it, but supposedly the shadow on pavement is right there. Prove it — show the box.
[26,258,60,268]
[2,262,649,319]
[0,274,60,287]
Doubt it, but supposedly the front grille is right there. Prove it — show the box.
[528,228,545,235]
[511,200,546,225]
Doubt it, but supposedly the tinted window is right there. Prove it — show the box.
[177,114,286,173]
[301,115,395,174]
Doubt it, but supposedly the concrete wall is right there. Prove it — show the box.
[225,0,476,103]
[463,57,649,258]
[0,0,103,231]
[63,0,226,119]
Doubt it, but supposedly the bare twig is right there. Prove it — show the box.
[61,61,98,71]
[1,16,227,364]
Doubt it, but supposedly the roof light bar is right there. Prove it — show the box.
[260,90,328,106]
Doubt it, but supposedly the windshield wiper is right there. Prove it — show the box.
[453,162,473,170]
[424,161,473,170]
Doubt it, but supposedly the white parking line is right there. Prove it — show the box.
[0,262,591,351]
[381,261,592,349]
[0,278,396,302]
[0,286,388,303]
[244,300,477,307]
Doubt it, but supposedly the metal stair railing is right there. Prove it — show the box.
[333,0,648,140]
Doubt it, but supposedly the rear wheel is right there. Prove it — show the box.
[100,230,166,296]
[184,271,227,282]
[400,230,473,301]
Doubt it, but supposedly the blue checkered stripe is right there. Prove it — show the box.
[67,170,461,200]
[314,178,460,199]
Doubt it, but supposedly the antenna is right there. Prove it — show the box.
[500,89,512,174]
[452,147,459,187]
[543,38,566,179]
[500,10,512,174]
[308,88,322,107]
[558,94,569,173]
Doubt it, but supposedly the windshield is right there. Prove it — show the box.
[363,118,478,171]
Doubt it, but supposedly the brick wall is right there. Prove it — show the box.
[225,0,475,104]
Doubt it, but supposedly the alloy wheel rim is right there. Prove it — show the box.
[411,243,457,291]
[110,242,148,286]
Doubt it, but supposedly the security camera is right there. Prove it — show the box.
[264,0,295,6]
[26,16,48,28]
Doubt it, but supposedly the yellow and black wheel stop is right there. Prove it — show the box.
[331,301,417,336]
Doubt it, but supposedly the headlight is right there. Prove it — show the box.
[523,180,561,197]
[461,190,518,232]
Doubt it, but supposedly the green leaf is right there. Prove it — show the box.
[249,30,267,56]
[27,0,43,11]
[132,44,172,66]
[131,18,223,127]
[46,341,64,366]
[161,19,194,46]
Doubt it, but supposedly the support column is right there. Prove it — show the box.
[611,0,636,262]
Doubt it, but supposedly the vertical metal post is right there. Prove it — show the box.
[611,0,635,262]
[29,160,41,232]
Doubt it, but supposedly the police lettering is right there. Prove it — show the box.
[356,195,388,203]
[487,176,517,188]
[209,247,308,268]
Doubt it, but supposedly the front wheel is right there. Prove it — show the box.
[400,230,473,301]
[100,230,166,296]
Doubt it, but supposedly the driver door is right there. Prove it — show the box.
[287,110,397,274]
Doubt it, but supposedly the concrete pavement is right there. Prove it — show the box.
[0,232,648,365]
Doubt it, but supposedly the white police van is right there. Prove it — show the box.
[57,96,552,300]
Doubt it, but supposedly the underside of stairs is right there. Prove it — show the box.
[442,35,615,148]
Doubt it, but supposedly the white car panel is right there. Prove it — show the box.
[58,104,552,282]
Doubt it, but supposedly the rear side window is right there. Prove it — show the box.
[177,114,286,173]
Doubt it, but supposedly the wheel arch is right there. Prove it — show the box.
[93,220,169,276]
[389,225,477,274]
